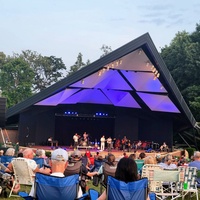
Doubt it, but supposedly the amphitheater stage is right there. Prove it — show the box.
[22,145,183,159]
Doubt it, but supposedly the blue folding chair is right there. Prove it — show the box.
[88,188,100,200]
[107,176,148,200]
[33,157,48,168]
[19,173,84,200]
[0,155,15,166]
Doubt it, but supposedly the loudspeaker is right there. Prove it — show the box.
[0,97,6,127]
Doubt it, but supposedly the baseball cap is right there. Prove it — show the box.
[72,150,81,158]
[51,149,68,161]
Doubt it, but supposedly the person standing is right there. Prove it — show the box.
[121,136,128,152]
[107,137,112,152]
[100,135,106,151]
[73,133,79,149]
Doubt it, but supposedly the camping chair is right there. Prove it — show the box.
[88,188,100,200]
[178,166,199,200]
[141,164,163,191]
[19,173,88,200]
[106,176,148,200]
[149,169,181,200]
[0,155,15,167]
[9,158,35,197]
[99,162,117,193]
[33,157,46,168]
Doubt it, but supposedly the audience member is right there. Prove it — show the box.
[0,150,4,156]
[5,148,15,156]
[188,151,200,170]
[138,152,146,159]
[29,148,68,197]
[158,154,177,170]
[65,150,98,194]
[129,153,136,160]
[144,156,157,165]
[98,158,138,200]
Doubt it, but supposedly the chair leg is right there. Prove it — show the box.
[8,180,16,197]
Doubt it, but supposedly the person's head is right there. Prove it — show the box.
[144,156,156,164]
[50,149,68,173]
[0,150,4,156]
[5,147,15,156]
[164,154,173,165]
[36,149,46,158]
[129,153,136,160]
[156,154,162,163]
[17,152,23,157]
[23,148,34,159]
[107,153,115,165]
[115,158,138,183]
[71,150,82,162]
[193,151,200,161]
[139,152,146,159]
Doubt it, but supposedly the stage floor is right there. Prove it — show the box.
[22,145,182,159]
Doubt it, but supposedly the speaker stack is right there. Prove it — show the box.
[0,97,6,127]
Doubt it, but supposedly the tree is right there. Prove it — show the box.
[19,50,66,93]
[161,25,200,121]
[0,57,34,107]
[0,52,6,66]
[67,53,86,76]
[100,44,112,58]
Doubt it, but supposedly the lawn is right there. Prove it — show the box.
[0,181,199,199]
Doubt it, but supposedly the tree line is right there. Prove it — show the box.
[0,24,200,122]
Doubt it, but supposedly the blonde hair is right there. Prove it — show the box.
[144,156,156,164]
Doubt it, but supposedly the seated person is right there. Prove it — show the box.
[160,142,168,151]
[98,158,139,200]
[135,140,142,149]
[29,148,68,197]
[158,154,177,170]
[64,150,98,194]
[5,148,51,194]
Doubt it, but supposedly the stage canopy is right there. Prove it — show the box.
[6,33,196,132]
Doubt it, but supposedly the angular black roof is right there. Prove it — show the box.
[6,33,196,131]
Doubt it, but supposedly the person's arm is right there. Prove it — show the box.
[86,171,98,177]
[97,190,106,200]
[4,162,13,173]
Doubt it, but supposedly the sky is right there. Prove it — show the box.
[0,0,200,70]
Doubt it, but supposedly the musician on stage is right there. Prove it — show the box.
[121,136,128,151]
[160,142,168,151]
[83,132,88,141]
[135,140,142,149]
[107,137,112,152]
[73,133,79,149]
[100,135,105,151]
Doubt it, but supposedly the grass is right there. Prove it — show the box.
[0,181,199,199]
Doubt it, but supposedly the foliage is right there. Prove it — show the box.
[19,50,66,93]
[67,53,87,76]
[0,50,67,107]
[185,147,196,158]
[161,24,200,121]
[100,44,112,58]
[0,57,34,107]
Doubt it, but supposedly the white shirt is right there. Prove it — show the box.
[101,137,105,143]
[73,135,78,142]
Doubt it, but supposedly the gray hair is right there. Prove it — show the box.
[194,151,200,158]
[36,149,46,157]
[5,148,15,156]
